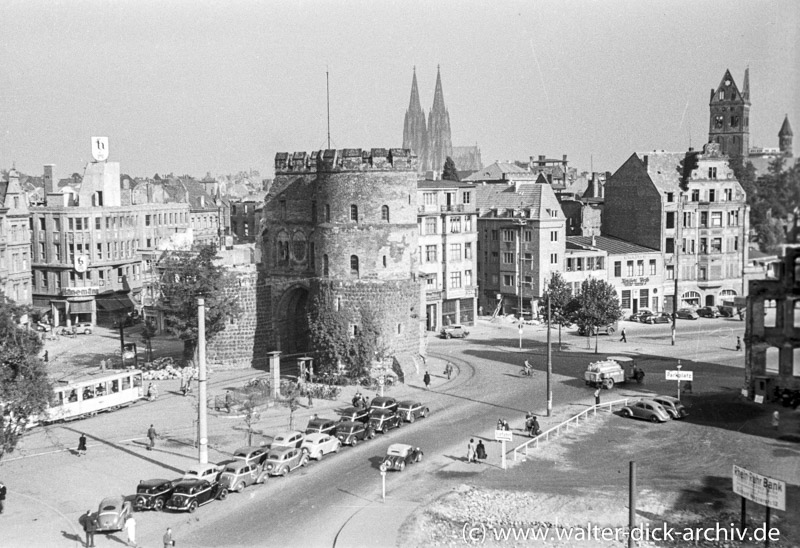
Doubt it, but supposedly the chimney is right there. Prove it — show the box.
[591,234,596,246]
[44,164,55,196]
[562,154,568,163]
[592,174,599,197]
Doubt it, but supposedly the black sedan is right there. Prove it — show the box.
[165,479,227,513]
[335,421,375,446]
[337,406,370,424]
[368,409,402,433]
[369,397,398,414]
[696,306,721,318]
[396,401,430,422]
[134,479,178,511]
[644,312,671,324]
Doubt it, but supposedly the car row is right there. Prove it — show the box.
[628,307,737,323]
[620,395,688,423]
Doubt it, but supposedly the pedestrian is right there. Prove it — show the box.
[735,336,742,351]
[0,481,6,514]
[594,388,601,406]
[772,410,780,431]
[147,424,157,451]
[77,433,87,457]
[124,515,137,547]
[620,328,627,343]
[684,380,693,394]
[43,350,49,362]
[81,510,96,548]
[445,362,452,380]
[423,371,431,389]
[225,390,232,413]
[467,438,476,463]
[502,418,510,431]
[307,392,314,408]
[476,440,487,460]
[163,527,176,548]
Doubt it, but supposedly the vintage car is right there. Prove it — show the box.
[305,417,338,436]
[440,324,469,339]
[577,323,617,336]
[95,496,132,532]
[643,312,672,324]
[232,446,269,470]
[396,401,430,422]
[165,479,227,513]
[652,395,689,419]
[134,479,177,511]
[620,399,671,423]
[675,308,699,320]
[696,306,721,318]
[183,462,222,482]
[335,420,375,446]
[74,321,94,334]
[270,431,306,449]
[627,309,653,322]
[369,396,398,414]
[301,433,342,460]
[338,406,370,424]
[368,408,402,434]
[263,447,309,477]
[379,443,423,472]
[35,321,52,332]
[219,460,260,492]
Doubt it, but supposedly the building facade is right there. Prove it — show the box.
[417,179,478,331]
[604,143,749,312]
[744,245,800,400]
[0,170,32,305]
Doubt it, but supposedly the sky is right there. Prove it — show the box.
[1,0,798,180]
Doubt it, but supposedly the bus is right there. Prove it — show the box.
[32,369,144,425]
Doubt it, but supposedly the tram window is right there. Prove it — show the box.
[95,383,106,396]
[68,389,78,402]
[110,379,120,393]
[121,376,131,390]
[133,375,142,388]
[54,391,65,407]
[83,386,95,400]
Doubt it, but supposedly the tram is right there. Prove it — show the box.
[33,369,144,425]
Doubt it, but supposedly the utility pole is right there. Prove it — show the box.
[546,294,552,417]
[672,193,683,346]
[197,297,208,464]
[517,220,524,349]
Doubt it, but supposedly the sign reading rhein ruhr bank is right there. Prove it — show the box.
[732,464,786,511]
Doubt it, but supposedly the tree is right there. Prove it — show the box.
[542,272,572,349]
[240,394,261,446]
[441,156,460,181]
[566,278,622,354]
[140,320,157,362]
[158,245,242,360]
[0,296,53,462]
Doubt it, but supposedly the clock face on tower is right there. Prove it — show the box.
[725,79,731,86]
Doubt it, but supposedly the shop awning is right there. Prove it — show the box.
[95,295,135,312]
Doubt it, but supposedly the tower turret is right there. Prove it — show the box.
[708,69,750,158]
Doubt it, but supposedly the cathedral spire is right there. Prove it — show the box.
[403,67,428,171]
[427,66,452,174]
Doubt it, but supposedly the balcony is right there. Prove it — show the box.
[440,204,465,213]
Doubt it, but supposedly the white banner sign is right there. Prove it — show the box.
[494,430,513,442]
[732,465,786,510]
[665,370,693,381]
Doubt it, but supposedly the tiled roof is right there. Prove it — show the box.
[417,180,475,189]
[462,161,527,181]
[476,182,544,212]
[637,151,684,193]
[568,235,658,255]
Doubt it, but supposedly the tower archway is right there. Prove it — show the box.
[277,284,310,354]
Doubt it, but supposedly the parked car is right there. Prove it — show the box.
[696,306,721,318]
[368,409,403,433]
[369,396,398,414]
[165,479,227,512]
[675,308,699,320]
[628,309,653,322]
[338,406,370,424]
[396,401,430,423]
[74,322,94,334]
[620,399,671,423]
[134,479,177,511]
[652,395,688,419]
[335,420,375,446]
[440,324,469,339]
[263,447,309,477]
[232,446,269,470]
[717,306,736,318]
[379,443,423,472]
[305,417,338,436]
[644,312,672,324]
[577,323,617,336]
[183,463,222,482]
[219,461,260,493]
[35,321,51,332]
[95,496,132,532]
[301,433,342,460]
[270,431,306,449]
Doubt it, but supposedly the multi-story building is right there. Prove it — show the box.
[417,179,478,331]
[476,179,566,317]
[604,142,749,312]
[30,162,190,327]
[0,169,32,305]
[230,199,263,244]
[564,237,608,295]
[744,245,800,401]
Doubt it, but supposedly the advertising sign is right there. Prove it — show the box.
[732,465,786,510]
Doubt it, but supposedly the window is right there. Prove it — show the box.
[96,243,102,261]
[503,274,514,286]
[465,270,472,286]
[691,189,700,201]
[550,230,558,242]
[666,265,674,280]
[637,260,644,276]
[719,90,725,100]
[68,218,74,230]
[621,290,631,309]
[464,216,472,232]
[708,168,717,180]
[450,216,461,233]
[462,191,471,204]
[425,245,437,263]
[698,267,707,280]
[733,236,739,251]
[465,243,472,259]
[666,192,674,203]
[323,255,329,276]
[550,253,558,265]
[711,238,722,253]
[524,230,532,242]
[450,271,462,288]
[350,205,358,222]
[683,211,693,227]
[54,218,61,232]
[626,261,634,276]
[724,188,733,201]
[700,238,708,254]
[380,205,389,222]
[730,115,739,128]
[700,212,708,227]
[450,244,462,262]
[502,229,514,242]
[491,251,499,263]
[728,211,739,226]
[649,259,656,275]
[711,212,722,227]
[666,212,675,229]
[425,218,437,234]
[503,252,514,264]
[325,204,331,222]
[350,255,359,276]
[423,192,436,205]
[491,230,498,241]
[311,202,317,222]
[426,275,437,288]
[614,261,621,277]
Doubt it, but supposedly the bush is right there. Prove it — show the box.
[298,382,342,401]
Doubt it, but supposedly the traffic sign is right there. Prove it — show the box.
[495,430,513,442]
[665,370,693,381]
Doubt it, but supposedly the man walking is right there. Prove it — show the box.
[163,527,176,548]
[147,424,157,451]
[77,433,87,457]
[735,336,742,351]
[423,371,431,389]
[0,481,6,514]
[124,515,137,547]
[594,388,601,406]
[620,328,627,343]
[445,362,452,380]
[467,438,476,463]
[81,510,96,548]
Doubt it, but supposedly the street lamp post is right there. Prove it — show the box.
[546,294,552,417]
[516,219,526,350]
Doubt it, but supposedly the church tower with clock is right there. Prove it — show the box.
[709,69,750,158]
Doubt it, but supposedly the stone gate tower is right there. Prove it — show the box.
[259,148,425,373]
[708,68,750,158]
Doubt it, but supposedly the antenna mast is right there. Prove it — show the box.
[326,68,331,149]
